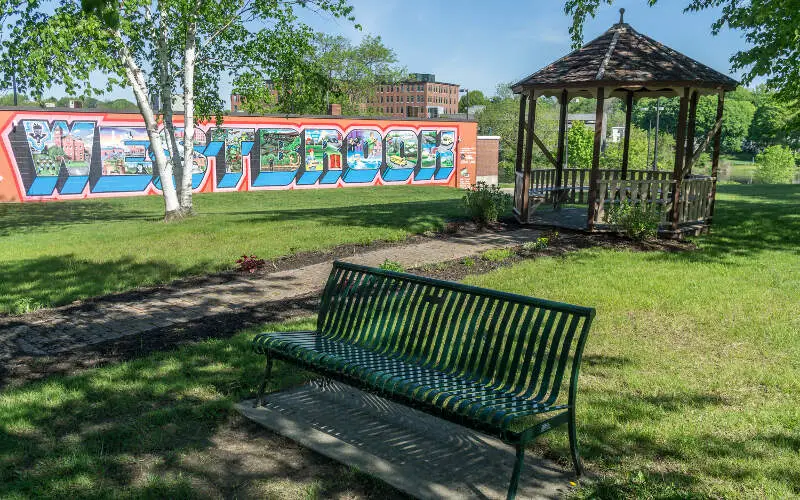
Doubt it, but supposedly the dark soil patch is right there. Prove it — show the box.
[411,229,695,282]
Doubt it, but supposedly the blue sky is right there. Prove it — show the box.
[101,0,750,106]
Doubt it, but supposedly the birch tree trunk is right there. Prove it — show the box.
[157,5,183,201]
[119,37,181,218]
[178,20,197,214]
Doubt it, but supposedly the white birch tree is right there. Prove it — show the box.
[0,0,356,220]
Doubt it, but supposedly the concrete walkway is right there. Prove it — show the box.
[238,380,576,499]
[0,228,540,363]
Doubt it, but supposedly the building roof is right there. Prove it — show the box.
[512,16,738,95]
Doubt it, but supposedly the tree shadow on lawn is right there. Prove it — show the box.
[565,374,800,497]
[0,254,213,313]
[226,199,466,234]
[667,184,800,264]
[0,330,407,499]
[0,200,158,237]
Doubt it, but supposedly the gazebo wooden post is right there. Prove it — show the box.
[708,91,725,223]
[586,87,605,231]
[621,91,633,180]
[514,94,528,221]
[555,89,569,190]
[521,94,538,222]
[670,87,691,232]
[684,90,699,175]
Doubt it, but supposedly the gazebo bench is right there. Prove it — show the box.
[252,261,596,499]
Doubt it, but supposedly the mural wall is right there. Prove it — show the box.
[0,110,477,202]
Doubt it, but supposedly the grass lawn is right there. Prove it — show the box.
[0,184,797,498]
[0,186,464,314]
[465,184,800,497]
[0,318,404,499]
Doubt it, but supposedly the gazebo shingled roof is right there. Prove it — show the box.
[511,20,738,94]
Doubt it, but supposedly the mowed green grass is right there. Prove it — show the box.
[0,186,464,314]
[465,184,800,498]
[0,184,797,498]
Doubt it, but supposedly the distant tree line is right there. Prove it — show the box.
[0,94,139,110]
[475,84,798,184]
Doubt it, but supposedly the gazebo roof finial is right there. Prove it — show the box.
[619,8,625,24]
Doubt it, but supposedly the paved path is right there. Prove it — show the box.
[0,228,540,363]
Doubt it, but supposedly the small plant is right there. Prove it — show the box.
[235,254,266,273]
[462,257,475,268]
[462,181,512,224]
[481,248,513,262]
[606,201,660,240]
[11,297,44,315]
[523,236,551,252]
[379,259,405,272]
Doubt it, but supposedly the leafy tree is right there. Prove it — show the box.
[695,95,755,153]
[314,33,404,115]
[754,145,797,184]
[749,87,798,149]
[459,90,487,113]
[1,0,355,220]
[566,120,593,168]
[564,0,800,103]
[602,126,675,171]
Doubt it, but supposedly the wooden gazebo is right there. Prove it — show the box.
[511,9,738,236]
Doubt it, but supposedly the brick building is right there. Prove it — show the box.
[231,73,460,118]
[367,73,460,118]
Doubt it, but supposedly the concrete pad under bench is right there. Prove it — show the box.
[236,380,580,499]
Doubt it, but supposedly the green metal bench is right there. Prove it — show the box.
[252,261,595,499]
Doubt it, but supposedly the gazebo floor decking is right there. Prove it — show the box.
[529,206,588,231]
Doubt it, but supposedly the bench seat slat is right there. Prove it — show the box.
[253,331,558,430]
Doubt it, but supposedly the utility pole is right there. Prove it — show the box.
[652,97,662,170]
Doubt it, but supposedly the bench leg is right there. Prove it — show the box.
[506,443,525,500]
[569,407,584,477]
[254,356,273,408]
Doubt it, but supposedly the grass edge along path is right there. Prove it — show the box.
[0,186,464,314]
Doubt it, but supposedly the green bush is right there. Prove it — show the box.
[754,145,797,184]
[606,201,660,240]
[378,259,405,273]
[523,236,550,252]
[462,182,512,224]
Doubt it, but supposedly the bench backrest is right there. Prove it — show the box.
[317,261,595,406]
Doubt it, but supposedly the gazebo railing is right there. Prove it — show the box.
[529,168,672,204]
[592,176,715,226]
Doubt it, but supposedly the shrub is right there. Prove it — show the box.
[606,201,660,240]
[755,145,797,184]
[235,254,266,273]
[462,182,512,224]
[481,248,513,262]
[379,259,405,273]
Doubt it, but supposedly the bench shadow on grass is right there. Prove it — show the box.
[0,333,405,498]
